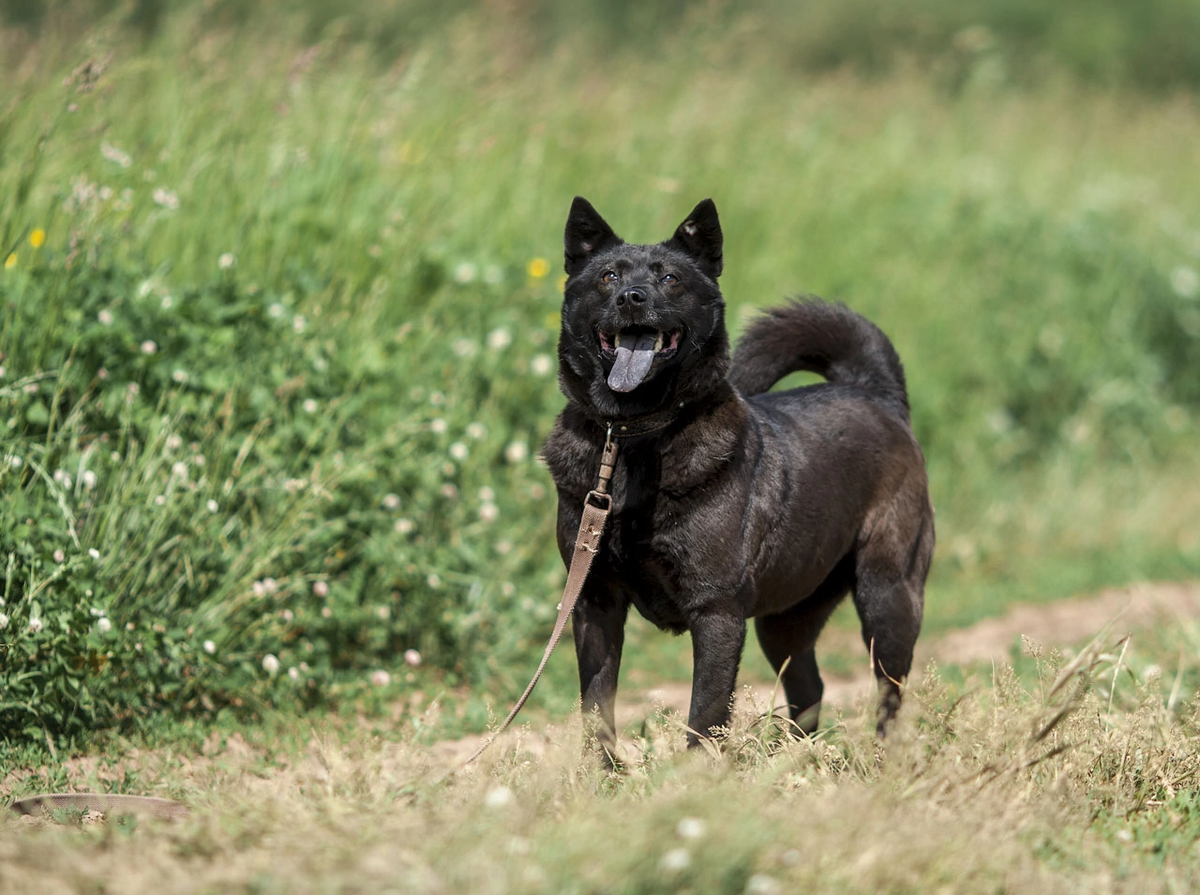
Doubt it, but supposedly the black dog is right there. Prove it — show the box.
[542,197,934,758]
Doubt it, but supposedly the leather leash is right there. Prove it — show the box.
[460,425,620,767]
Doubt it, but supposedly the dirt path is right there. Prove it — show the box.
[434,580,1200,764]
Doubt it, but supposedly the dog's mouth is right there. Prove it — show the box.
[597,327,683,393]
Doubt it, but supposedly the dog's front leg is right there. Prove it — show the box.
[686,610,747,748]
[572,588,629,764]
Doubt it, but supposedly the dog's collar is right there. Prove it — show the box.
[602,406,681,439]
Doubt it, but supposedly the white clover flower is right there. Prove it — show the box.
[218,252,236,270]
[478,486,496,501]
[152,187,179,209]
[7,455,21,469]
[172,369,188,384]
[203,639,216,655]
[370,669,391,687]
[100,141,132,168]
[206,499,219,513]
[487,327,512,350]
[98,309,114,326]
[453,262,477,284]
[404,649,422,667]
[312,580,329,597]
[165,434,183,452]
[745,874,783,895]
[154,495,166,506]
[1171,265,1199,299]
[505,441,528,464]
[466,422,487,440]
[429,391,445,406]
[53,549,65,563]
[382,492,401,510]
[262,654,280,674]
[88,548,100,560]
[659,848,691,873]
[160,295,173,310]
[394,518,415,534]
[192,454,205,467]
[288,666,300,680]
[96,617,112,634]
[292,315,306,334]
[0,613,8,630]
[171,461,189,479]
[449,441,468,461]
[484,786,513,808]
[268,302,286,319]
[676,817,707,840]
[81,470,97,490]
[140,339,158,355]
[28,617,43,634]
[451,338,476,357]
[429,418,447,435]
[530,354,553,376]
[302,398,318,413]
[479,502,498,523]
[426,573,441,588]
[321,606,332,618]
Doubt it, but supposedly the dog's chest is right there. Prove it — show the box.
[604,458,694,631]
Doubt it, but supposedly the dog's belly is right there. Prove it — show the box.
[628,588,688,633]
[609,557,690,633]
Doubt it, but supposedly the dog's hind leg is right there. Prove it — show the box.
[572,587,630,764]
[852,513,932,735]
[754,566,851,734]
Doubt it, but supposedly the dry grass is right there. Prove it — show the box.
[3,629,1198,894]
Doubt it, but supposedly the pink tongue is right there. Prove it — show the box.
[607,333,657,392]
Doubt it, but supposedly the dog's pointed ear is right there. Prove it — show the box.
[666,198,723,279]
[564,197,622,277]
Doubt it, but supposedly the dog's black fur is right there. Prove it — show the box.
[543,197,934,757]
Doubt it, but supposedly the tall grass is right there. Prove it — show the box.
[0,2,1198,748]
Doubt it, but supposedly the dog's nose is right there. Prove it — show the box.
[615,286,647,307]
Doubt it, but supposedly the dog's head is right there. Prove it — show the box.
[557,197,730,421]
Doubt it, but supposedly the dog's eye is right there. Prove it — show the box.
[601,270,618,284]
[660,273,678,285]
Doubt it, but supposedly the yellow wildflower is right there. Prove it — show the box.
[526,257,550,279]
[4,253,15,270]
[30,228,46,249]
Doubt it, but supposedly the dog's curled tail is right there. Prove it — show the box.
[729,299,910,418]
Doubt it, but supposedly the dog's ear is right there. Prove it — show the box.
[666,198,723,279]
[564,197,622,277]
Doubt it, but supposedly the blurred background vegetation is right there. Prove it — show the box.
[0,0,1197,751]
